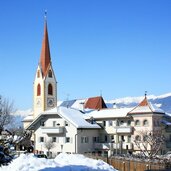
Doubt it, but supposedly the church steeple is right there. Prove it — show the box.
[39,18,51,77]
[33,15,57,119]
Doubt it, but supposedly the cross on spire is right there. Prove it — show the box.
[44,10,47,20]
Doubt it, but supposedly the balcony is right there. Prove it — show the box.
[93,142,133,150]
[93,143,110,150]
[114,126,133,134]
[41,126,64,134]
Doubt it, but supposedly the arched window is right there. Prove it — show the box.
[48,70,52,78]
[48,84,53,95]
[120,120,124,126]
[127,120,131,126]
[135,120,140,126]
[37,84,41,96]
[143,135,148,141]
[143,120,148,126]
[135,135,141,141]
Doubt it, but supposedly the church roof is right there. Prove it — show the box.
[39,19,51,77]
[128,95,164,114]
[84,96,107,110]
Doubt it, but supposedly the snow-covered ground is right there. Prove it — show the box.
[1,153,117,171]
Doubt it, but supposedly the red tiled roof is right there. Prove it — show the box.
[84,96,107,110]
[39,20,51,77]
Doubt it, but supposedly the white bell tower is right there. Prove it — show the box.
[33,16,57,118]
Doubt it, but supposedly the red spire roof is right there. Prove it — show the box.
[39,20,51,77]
[138,96,149,106]
[84,96,107,110]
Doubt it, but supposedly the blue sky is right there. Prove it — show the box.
[0,0,171,110]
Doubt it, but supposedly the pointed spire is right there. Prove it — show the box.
[139,91,148,106]
[39,11,51,77]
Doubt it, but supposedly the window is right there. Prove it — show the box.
[120,120,124,126]
[116,120,119,126]
[109,120,113,126]
[66,137,70,143]
[52,137,56,142]
[37,84,41,96]
[143,135,148,141]
[48,84,53,95]
[127,120,131,126]
[128,135,131,143]
[111,135,114,143]
[105,135,108,142]
[53,121,56,127]
[135,120,140,126]
[103,121,106,127]
[40,137,44,142]
[93,137,99,143]
[40,120,45,127]
[48,70,52,77]
[135,135,141,141]
[37,70,40,78]
[81,137,89,143]
[121,135,125,142]
[143,120,148,126]
[65,121,69,126]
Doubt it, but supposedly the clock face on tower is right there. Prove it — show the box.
[47,98,54,107]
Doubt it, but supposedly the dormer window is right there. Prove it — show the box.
[48,70,52,78]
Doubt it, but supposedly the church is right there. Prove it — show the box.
[23,17,171,158]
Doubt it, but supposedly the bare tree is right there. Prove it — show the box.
[134,130,165,159]
[44,139,55,157]
[0,95,15,132]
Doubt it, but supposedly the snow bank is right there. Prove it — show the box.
[1,153,117,171]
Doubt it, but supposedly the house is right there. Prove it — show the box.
[27,106,101,157]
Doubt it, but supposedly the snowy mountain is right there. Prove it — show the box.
[13,92,171,127]
[106,92,171,113]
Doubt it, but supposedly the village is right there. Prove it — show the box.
[0,13,171,171]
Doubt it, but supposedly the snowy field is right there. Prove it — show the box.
[0,153,117,171]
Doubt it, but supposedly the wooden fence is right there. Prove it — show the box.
[85,155,168,171]
[109,158,165,171]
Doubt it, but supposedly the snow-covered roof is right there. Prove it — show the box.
[71,99,85,110]
[128,96,165,114]
[84,107,133,120]
[165,112,171,117]
[27,106,100,130]
[23,114,33,122]
[57,107,100,129]
[129,103,164,114]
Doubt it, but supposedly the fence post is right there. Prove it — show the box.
[146,164,149,170]
[128,160,130,171]
[123,162,125,171]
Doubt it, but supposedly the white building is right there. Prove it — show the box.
[24,17,171,157]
